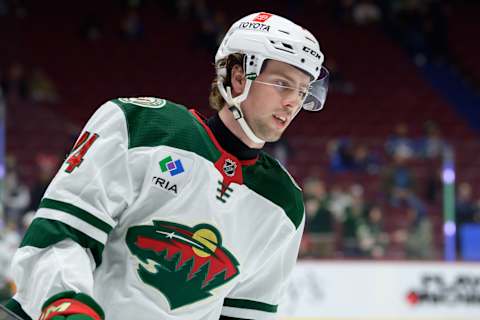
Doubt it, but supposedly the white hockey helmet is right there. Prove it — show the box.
[215,12,329,143]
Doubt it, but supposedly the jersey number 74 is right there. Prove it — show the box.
[65,131,99,173]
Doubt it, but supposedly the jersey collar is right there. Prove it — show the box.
[190,110,259,166]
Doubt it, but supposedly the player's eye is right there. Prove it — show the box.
[273,79,289,88]
[298,90,307,99]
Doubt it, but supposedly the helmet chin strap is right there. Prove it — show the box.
[217,79,265,144]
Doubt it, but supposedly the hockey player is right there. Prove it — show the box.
[6,12,328,320]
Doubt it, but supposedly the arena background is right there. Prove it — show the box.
[0,0,479,319]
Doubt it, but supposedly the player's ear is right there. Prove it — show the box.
[230,64,246,97]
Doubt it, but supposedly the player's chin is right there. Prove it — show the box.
[262,130,284,143]
[255,122,286,142]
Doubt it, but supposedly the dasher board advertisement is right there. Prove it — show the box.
[279,261,480,320]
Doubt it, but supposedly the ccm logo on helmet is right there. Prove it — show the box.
[239,22,270,32]
[303,46,321,60]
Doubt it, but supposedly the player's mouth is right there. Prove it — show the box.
[273,113,289,128]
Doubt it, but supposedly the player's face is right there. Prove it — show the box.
[241,60,310,142]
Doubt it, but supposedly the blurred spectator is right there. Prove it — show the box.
[265,138,292,168]
[352,0,381,25]
[327,138,354,172]
[352,143,380,174]
[4,170,30,225]
[382,152,428,217]
[28,154,60,212]
[397,0,429,65]
[393,207,434,259]
[329,183,352,221]
[28,67,60,103]
[333,0,355,24]
[325,59,355,95]
[0,220,21,303]
[382,153,415,205]
[303,177,335,258]
[328,138,379,174]
[376,0,450,65]
[385,122,416,159]
[3,156,30,225]
[341,184,369,257]
[195,18,218,53]
[424,165,441,204]
[21,211,35,230]
[417,120,445,159]
[456,182,480,224]
[193,8,227,54]
[455,182,480,256]
[357,205,389,258]
[1,62,29,102]
[121,9,144,40]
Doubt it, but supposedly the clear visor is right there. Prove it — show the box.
[303,66,329,111]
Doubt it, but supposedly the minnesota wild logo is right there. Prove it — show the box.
[119,97,166,108]
[126,221,239,309]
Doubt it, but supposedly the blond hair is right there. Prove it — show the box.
[209,53,244,111]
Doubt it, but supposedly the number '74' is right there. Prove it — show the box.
[65,131,99,173]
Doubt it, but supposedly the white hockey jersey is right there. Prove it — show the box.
[9,98,305,320]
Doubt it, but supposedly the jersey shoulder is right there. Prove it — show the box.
[243,152,304,229]
[109,97,219,162]
[110,97,201,148]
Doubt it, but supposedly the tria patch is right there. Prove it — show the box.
[119,97,166,108]
[126,221,239,309]
[151,176,178,195]
[151,151,192,197]
[159,155,185,176]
